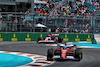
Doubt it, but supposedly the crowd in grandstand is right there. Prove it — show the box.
[26,0,100,16]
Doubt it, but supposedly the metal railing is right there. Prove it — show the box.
[0,13,99,33]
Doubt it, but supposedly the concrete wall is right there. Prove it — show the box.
[94,34,100,44]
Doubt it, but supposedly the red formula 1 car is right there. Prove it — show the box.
[47,43,83,61]
[37,34,63,44]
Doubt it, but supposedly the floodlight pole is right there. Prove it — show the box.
[31,0,35,32]
[15,0,17,18]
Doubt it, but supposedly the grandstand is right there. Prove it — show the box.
[26,0,100,16]
[0,0,99,16]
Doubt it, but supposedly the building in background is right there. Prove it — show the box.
[0,0,47,12]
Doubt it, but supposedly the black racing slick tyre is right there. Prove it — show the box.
[37,37,42,44]
[74,48,83,61]
[51,36,55,40]
[58,36,63,43]
[47,49,54,61]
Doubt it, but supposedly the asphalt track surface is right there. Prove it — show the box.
[0,41,100,67]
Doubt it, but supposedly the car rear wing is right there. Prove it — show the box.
[52,34,59,36]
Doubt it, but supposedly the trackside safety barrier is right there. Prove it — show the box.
[0,33,91,41]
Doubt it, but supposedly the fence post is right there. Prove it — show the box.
[91,16,97,44]
[6,15,7,32]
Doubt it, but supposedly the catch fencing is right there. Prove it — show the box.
[0,14,100,34]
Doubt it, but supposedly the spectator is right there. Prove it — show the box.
[12,18,18,31]
[48,28,51,33]
[64,19,68,27]
[56,28,59,33]
[85,28,89,33]
[66,30,69,33]
[67,19,71,27]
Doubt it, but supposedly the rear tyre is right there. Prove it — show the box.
[58,36,63,43]
[37,37,42,44]
[74,48,83,61]
[47,49,54,61]
[51,36,55,40]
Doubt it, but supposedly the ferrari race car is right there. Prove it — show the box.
[37,34,63,44]
[47,43,83,61]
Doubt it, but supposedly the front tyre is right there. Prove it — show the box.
[37,37,42,44]
[74,48,83,61]
[58,36,63,43]
[47,49,54,61]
